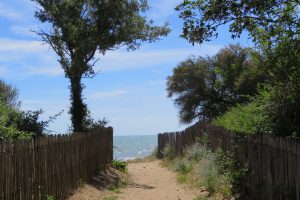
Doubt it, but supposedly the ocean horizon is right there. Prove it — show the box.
[113,135,157,161]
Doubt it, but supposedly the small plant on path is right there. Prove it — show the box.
[112,160,128,172]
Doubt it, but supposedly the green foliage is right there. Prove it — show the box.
[0,79,20,108]
[167,143,233,198]
[167,44,264,123]
[213,101,270,135]
[162,143,176,160]
[177,173,188,184]
[0,102,62,140]
[46,195,54,200]
[0,79,63,140]
[175,0,300,137]
[103,196,118,200]
[258,40,300,137]
[0,102,32,140]
[214,77,300,137]
[83,110,109,132]
[33,0,170,132]
[176,0,300,45]
[215,148,249,197]
[17,110,63,137]
[112,160,128,172]
[151,146,158,157]
[193,150,232,197]
[172,158,192,174]
[184,142,209,162]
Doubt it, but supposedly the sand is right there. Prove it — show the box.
[69,159,198,200]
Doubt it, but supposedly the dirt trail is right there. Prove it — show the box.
[69,159,198,200]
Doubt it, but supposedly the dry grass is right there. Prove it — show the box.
[126,156,157,163]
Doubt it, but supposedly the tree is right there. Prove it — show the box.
[0,102,54,140]
[176,0,300,45]
[167,44,264,124]
[175,0,300,136]
[0,102,31,141]
[33,0,170,132]
[0,79,20,108]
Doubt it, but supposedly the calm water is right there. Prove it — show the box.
[113,135,157,160]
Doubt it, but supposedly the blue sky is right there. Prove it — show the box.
[0,0,251,135]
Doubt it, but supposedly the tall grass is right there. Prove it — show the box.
[163,142,233,199]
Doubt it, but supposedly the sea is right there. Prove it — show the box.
[113,135,157,161]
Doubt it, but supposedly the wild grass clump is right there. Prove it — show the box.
[151,146,158,157]
[184,142,210,162]
[112,160,128,172]
[193,156,231,198]
[165,142,233,199]
[172,158,193,174]
[162,143,176,160]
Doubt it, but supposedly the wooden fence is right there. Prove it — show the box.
[0,128,113,200]
[157,122,300,200]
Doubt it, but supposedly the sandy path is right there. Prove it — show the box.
[69,159,197,200]
[119,160,197,200]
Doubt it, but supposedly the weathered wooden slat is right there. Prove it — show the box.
[157,121,300,200]
[0,129,113,200]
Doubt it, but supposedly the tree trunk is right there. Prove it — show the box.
[69,75,86,132]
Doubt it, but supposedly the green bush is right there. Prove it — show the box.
[184,142,210,162]
[177,173,188,183]
[212,82,300,137]
[213,100,271,135]
[172,158,192,174]
[162,143,176,160]
[151,146,158,157]
[177,143,233,198]
[112,160,128,172]
[0,102,32,140]
[193,152,232,197]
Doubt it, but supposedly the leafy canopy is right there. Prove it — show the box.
[167,44,265,124]
[33,0,170,78]
[33,0,170,132]
[0,79,20,108]
[176,0,300,45]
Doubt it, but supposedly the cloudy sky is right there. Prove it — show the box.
[0,0,251,135]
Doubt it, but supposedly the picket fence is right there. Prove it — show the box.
[0,128,113,200]
[157,122,300,200]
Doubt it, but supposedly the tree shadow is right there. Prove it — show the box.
[87,168,125,190]
[129,183,155,190]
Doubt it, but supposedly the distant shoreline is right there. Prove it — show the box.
[113,134,157,137]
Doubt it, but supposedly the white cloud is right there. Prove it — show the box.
[0,38,46,53]
[24,66,63,77]
[89,90,127,99]
[148,0,181,22]
[0,38,62,78]
[95,44,221,72]
[0,37,221,79]
[0,2,22,19]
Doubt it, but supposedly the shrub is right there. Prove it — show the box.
[164,143,234,198]
[184,143,210,162]
[177,173,188,183]
[112,160,128,172]
[151,146,158,157]
[0,102,32,140]
[212,83,300,137]
[83,113,109,132]
[194,153,232,197]
[162,143,176,160]
[213,100,271,135]
[172,158,192,174]
[181,143,232,198]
